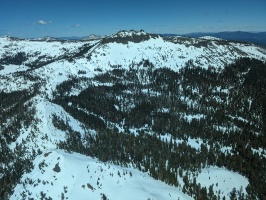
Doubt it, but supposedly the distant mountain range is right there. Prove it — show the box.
[55,34,103,41]
[160,31,266,46]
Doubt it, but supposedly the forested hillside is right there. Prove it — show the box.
[53,57,266,199]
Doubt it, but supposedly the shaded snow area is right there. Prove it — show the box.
[196,167,248,198]
[0,64,29,75]
[11,150,192,200]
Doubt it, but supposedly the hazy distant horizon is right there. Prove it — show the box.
[1,0,265,38]
[1,30,266,40]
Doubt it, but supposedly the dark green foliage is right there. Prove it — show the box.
[0,52,27,65]
[0,89,37,144]
[0,90,31,109]
[53,163,61,173]
[101,193,108,200]
[73,43,94,58]
[54,99,107,130]
[52,114,70,131]
[0,86,39,198]
[243,58,266,91]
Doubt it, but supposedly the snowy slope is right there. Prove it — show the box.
[11,150,193,200]
[84,36,266,72]
[10,149,249,200]
[0,36,99,68]
[196,167,248,197]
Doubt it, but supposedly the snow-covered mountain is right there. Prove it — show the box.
[82,34,104,40]
[1,30,266,199]
[32,36,58,41]
[1,30,265,73]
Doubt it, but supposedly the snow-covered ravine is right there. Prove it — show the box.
[8,96,86,152]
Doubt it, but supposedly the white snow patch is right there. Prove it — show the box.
[0,65,29,75]
[11,150,192,200]
[196,166,248,199]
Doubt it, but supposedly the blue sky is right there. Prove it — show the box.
[0,0,265,38]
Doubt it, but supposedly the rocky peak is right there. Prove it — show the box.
[101,29,160,44]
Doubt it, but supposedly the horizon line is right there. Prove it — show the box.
[1,30,266,39]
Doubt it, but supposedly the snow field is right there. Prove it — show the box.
[196,166,249,198]
[11,150,193,200]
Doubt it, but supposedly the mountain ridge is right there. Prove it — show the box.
[2,30,266,46]
[160,31,266,46]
